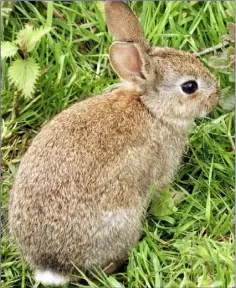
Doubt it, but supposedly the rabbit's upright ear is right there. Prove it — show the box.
[105,1,146,44]
[109,42,147,81]
[105,2,150,82]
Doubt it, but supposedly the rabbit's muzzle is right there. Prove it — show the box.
[204,89,220,112]
[209,89,220,108]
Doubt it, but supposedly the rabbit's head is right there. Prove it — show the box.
[105,2,220,121]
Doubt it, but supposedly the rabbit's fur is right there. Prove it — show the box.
[8,1,219,285]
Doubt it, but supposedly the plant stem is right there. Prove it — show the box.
[195,41,229,56]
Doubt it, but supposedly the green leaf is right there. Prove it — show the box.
[1,1,15,21]
[1,41,18,59]
[8,57,40,98]
[16,24,51,53]
[197,274,215,287]
[219,86,235,111]
[1,7,13,18]
[149,186,179,218]
[227,47,235,72]
[229,72,234,83]
[208,55,229,70]
[107,277,125,288]
[96,2,105,18]
[197,246,210,259]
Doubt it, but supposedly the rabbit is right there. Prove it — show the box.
[8,1,219,286]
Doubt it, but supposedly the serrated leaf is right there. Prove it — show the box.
[16,24,51,53]
[149,186,179,218]
[1,41,18,59]
[219,87,235,111]
[8,57,40,98]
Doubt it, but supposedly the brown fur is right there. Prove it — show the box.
[8,1,220,284]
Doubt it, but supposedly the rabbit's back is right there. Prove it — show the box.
[10,88,152,203]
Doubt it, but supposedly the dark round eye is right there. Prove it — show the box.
[181,80,198,94]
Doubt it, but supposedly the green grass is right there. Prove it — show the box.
[1,1,235,287]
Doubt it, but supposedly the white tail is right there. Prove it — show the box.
[35,270,68,286]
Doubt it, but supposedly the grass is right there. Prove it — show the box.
[1,1,235,287]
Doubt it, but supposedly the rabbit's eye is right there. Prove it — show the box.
[181,80,198,94]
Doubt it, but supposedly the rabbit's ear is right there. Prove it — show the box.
[109,42,147,81]
[105,1,146,44]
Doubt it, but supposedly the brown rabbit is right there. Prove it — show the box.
[8,1,219,286]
